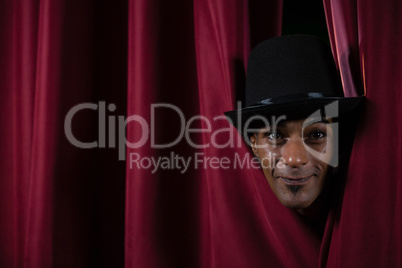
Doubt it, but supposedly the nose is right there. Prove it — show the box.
[280,138,309,168]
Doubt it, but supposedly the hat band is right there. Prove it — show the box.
[250,92,338,107]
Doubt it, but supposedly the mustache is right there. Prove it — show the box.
[273,167,317,179]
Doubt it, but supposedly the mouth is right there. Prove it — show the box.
[279,176,312,185]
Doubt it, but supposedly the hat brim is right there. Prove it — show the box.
[224,96,364,131]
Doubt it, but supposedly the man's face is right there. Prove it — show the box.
[250,119,334,210]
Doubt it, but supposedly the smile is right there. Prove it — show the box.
[279,176,312,185]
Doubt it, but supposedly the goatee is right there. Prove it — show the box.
[286,185,303,196]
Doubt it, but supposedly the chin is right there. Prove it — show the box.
[275,190,318,210]
[280,199,313,210]
[266,176,323,211]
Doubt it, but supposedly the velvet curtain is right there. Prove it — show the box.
[322,1,402,267]
[0,1,128,267]
[0,0,400,267]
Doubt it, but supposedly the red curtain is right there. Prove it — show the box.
[0,0,128,267]
[322,1,402,267]
[0,0,400,267]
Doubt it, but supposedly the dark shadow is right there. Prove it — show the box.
[282,0,330,44]
[233,58,246,105]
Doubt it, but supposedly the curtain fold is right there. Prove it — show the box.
[323,0,402,267]
[1,1,127,267]
[125,0,201,266]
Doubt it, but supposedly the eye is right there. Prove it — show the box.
[307,131,327,141]
[264,132,284,143]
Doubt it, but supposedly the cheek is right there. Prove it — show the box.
[258,144,280,162]
[306,140,336,167]
[308,143,327,154]
[260,154,271,168]
[318,164,330,181]
[257,147,281,172]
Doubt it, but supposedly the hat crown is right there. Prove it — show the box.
[245,35,344,106]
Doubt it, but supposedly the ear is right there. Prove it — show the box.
[249,135,259,158]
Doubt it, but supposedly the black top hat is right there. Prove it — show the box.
[224,35,364,131]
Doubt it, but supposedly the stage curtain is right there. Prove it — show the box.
[322,0,402,267]
[0,0,128,267]
[1,0,401,267]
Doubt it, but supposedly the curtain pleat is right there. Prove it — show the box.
[10,0,40,267]
[126,0,201,266]
[322,0,402,267]
[1,1,128,267]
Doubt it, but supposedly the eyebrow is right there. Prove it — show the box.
[304,118,332,126]
[276,119,331,128]
[259,118,331,132]
[308,119,331,124]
